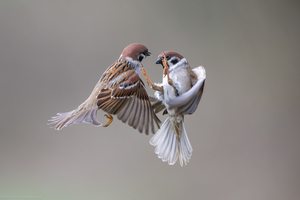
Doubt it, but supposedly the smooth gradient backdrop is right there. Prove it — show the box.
[0,0,299,199]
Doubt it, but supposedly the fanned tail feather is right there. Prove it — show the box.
[150,116,192,166]
[48,106,103,130]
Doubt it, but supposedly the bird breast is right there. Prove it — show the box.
[163,67,192,99]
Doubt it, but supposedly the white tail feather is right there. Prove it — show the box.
[48,105,104,130]
[150,116,192,166]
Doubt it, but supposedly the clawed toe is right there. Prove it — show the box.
[102,114,113,127]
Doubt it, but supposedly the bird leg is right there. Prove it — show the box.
[162,52,176,89]
[102,113,113,127]
[141,66,163,92]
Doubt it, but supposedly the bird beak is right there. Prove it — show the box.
[155,57,162,65]
[145,51,151,56]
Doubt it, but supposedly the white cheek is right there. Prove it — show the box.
[126,57,142,75]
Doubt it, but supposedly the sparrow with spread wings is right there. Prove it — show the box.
[48,44,206,167]
[48,43,160,135]
[144,51,206,166]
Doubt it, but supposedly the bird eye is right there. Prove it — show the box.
[138,54,145,62]
[170,57,179,65]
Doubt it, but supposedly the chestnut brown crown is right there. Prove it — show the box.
[121,43,151,62]
[155,51,184,66]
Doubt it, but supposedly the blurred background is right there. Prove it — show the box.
[0,0,299,199]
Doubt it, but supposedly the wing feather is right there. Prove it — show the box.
[49,59,161,132]
[138,98,145,133]
[133,97,141,129]
[97,60,160,134]
[128,97,138,127]
[144,100,150,135]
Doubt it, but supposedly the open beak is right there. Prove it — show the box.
[155,57,162,65]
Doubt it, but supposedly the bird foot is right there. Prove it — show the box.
[141,67,153,86]
[162,52,176,89]
[142,67,163,92]
[102,114,113,127]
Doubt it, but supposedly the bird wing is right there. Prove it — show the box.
[49,59,160,132]
[96,60,160,134]
[165,66,206,114]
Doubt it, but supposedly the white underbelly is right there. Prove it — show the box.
[163,68,191,99]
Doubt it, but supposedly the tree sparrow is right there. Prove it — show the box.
[149,51,206,166]
[48,43,160,135]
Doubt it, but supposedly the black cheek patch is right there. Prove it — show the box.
[171,59,178,65]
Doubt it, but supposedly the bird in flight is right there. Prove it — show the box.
[48,43,160,135]
[148,51,206,166]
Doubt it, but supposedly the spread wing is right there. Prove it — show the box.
[96,60,160,134]
[175,66,205,114]
[48,59,161,133]
[164,66,206,115]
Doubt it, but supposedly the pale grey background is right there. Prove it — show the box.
[0,0,299,199]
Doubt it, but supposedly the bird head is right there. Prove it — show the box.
[120,43,151,62]
[155,51,184,68]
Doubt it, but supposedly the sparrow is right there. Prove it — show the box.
[48,43,160,135]
[148,51,206,166]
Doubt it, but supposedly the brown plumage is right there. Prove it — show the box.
[48,43,160,134]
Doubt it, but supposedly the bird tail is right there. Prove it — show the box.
[48,101,103,130]
[150,116,192,166]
